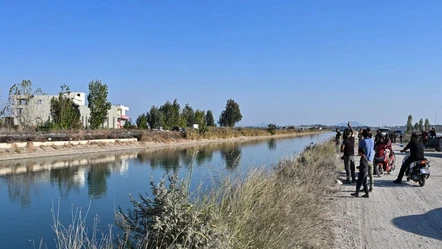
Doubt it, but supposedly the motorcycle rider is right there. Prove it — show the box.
[384,135,394,159]
[375,129,384,145]
[429,127,437,138]
[393,133,425,184]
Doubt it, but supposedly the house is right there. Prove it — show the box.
[10,92,129,129]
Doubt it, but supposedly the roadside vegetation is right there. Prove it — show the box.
[43,140,339,249]
[0,127,325,144]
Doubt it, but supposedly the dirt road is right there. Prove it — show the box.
[332,144,442,249]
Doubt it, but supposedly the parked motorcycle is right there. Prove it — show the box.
[374,143,396,176]
[403,152,431,187]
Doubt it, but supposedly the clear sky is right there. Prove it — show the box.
[1,0,442,127]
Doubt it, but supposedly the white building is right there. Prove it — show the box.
[10,92,129,128]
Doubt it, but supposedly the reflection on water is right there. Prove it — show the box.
[0,152,136,206]
[268,138,276,151]
[221,147,242,170]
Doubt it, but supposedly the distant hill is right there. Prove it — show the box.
[336,121,367,127]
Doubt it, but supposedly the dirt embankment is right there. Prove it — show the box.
[0,130,327,162]
[331,144,442,249]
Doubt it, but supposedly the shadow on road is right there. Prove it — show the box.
[392,208,442,241]
[373,179,417,188]
[424,152,442,158]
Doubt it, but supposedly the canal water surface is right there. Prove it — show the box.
[0,132,333,248]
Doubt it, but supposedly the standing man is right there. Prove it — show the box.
[359,129,375,192]
[393,133,425,184]
[341,122,356,184]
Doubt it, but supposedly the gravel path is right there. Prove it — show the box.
[331,144,442,249]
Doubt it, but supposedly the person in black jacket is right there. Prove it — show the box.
[341,122,356,184]
[351,148,369,198]
[393,133,425,184]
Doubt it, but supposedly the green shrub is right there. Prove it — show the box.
[267,123,277,135]
[117,173,229,249]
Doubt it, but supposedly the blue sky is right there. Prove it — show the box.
[1,0,442,127]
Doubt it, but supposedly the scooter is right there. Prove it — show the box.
[374,143,396,176]
[403,152,431,187]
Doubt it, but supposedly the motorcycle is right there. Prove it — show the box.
[374,143,396,176]
[403,152,431,187]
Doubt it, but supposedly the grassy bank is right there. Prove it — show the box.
[0,127,326,143]
[45,140,339,249]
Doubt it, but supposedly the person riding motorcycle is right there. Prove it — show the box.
[393,133,425,184]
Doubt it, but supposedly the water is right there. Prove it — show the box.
[0,132,333,248]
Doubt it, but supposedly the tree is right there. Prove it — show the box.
[218,99,242,127]
[50,85,82,129]
[414,122,419,131]
[8,80,45,128]
[267,123,277,135]
[147,105,164,129]
[194,109,206,128]
[159,99,181,129]
[205,110,215,127]
[172,99,183,127]
[406,115,413,132]
[123,118,137,129]
[419,118,423,131]
[181,104,195,127]
[425,118,430,131]
[87,80,111,129]
[136,113,148,129]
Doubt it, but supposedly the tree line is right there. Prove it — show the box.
[406,115,432,132]
[131,98,242,130]
[0,79,243,130]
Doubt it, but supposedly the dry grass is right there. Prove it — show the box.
[11,143,21,153]
[183,127,323,141]
[26,141,35,152]
[199,141,339,249]
[63,143,75,148]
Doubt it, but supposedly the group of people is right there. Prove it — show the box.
[336,123,427,198]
